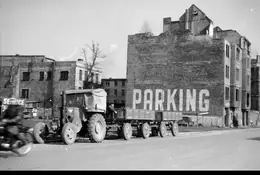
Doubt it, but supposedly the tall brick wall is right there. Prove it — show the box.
[126,30,225,117]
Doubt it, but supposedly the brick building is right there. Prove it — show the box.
[251,55,260,112]
[0,55,102,118]
[126,4,253,127]
[101,78,127,108]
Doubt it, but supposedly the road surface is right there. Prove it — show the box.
[1,128,260,170]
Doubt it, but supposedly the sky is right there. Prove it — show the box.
[0,0,260,79]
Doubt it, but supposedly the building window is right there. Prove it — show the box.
[60,71,69,81]
[247,58,250,69]
[122,81,125,87]
[96,74,99,84]
[226,65,229,79]
[91,73,94,82]
[47,71,52,81]
[22,72,30,81]
[247,75,250,86]
[236,68,239,81]
[39,72,44,81]
[115,81,117,86]
[226,44,230,58]
[79,70,82,81]
[225,87,229,100]
[21,89,29,99]
[236,48,240,60]
[106,81,110,86]
[114,90,117,96]
[122,90,125,96]
[236,89,239,101]
[114,100,117,104]
[85,71,88,81]
[247,93,250,106]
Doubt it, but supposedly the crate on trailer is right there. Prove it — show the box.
[145,110,155,120]
[133,109,140,120]
[125,108,133,120]
[155,111,163,121]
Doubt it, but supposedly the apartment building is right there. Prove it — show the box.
[101,78,127,108]
[0,55,102,117]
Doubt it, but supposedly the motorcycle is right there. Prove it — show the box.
[0,122,34,156]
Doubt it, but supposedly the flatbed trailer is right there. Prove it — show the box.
[32,89,182,145]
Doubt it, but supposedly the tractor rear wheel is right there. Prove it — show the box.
[141,122,150,139]
[87,113,106,143]
[122,123,132,140]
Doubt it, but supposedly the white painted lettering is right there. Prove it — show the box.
[199,89,210,111]
[167,89,177,111]
[133,89,141,109]
[186,89,196,111]
[144,89,153,110]
[179,89,183,111]
[155,89,164,111]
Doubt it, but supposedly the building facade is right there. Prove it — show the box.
[101,78,127,108]
[0,55,102,118]
[251,55,260,112]
[126,4,253,127]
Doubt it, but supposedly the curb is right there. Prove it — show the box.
[178,127,260,136]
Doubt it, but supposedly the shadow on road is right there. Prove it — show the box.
[247,137,260,141]
[0,152,17,158]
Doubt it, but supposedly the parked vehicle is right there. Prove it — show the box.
[178,116,194,127]
[33,88,183,145]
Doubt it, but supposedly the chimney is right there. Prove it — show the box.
[185,9,189,30]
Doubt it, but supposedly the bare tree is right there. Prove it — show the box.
[81,40,106,88]
[139,21,153,34]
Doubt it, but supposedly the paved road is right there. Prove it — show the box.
[1,129,260,170]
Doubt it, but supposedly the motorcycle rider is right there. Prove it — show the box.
[0,104,27,149]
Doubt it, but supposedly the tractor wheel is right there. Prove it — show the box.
[33,122,49,144]
[87,113,107,143]
[141,122,150,139]
[159,122,167,137]
[171,122,179,137]
[122,123,132,140]
[61,123,77,145]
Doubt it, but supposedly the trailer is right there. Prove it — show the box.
[32,89,182,145]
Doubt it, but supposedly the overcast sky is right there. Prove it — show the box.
[0,0,259,78]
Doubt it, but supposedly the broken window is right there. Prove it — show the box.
[236,89,239,101]
[60,71,69,81]
[225,87,229,100]
[226,44,230,58]
[79,69,82,81]
[226,65,229,79]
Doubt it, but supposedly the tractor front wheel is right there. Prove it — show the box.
[61,123,77,145]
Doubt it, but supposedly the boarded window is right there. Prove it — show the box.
[122,81,125,87]
[21,89,29,99]
[122,90,125,96]
[60,71,69,81]
[115,81,118,86]
[114,90,117,96]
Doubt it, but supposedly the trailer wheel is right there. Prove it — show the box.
[88,113,107,143]
[61,123,77,145]
[159,122,167,137]
[141,122,150,139]
[122,123,132,140]
[33,122,49,144]
[171,122,179,137]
